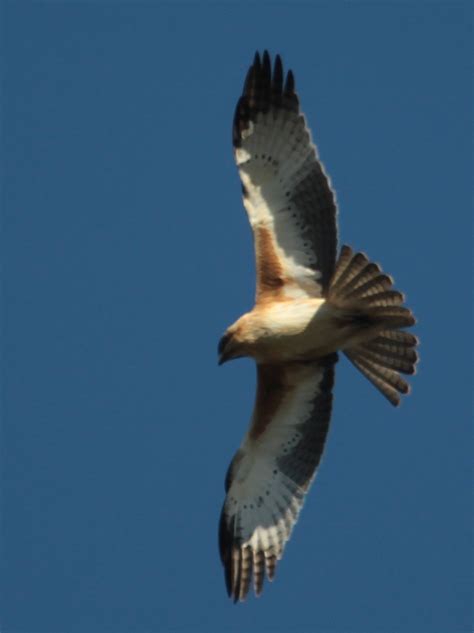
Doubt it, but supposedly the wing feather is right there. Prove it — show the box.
[234,51,338,302]
[219,355,337,601]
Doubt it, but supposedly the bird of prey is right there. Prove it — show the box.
[218,51,418,602]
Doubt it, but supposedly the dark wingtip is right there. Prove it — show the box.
[233,51,299,149]
[243,64,253,95]
[219,511,247,603]
[274,54,283,84]
[219,509,234,597]
[285,69,295,93]
[262,49,271,73]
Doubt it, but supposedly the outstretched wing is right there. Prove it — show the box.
[233,51,338,303]
[219,355,337,602]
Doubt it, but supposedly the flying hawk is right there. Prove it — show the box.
[218,51,418,602]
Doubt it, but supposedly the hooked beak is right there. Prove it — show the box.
[218,351,229,366]
[219,348,245,366]
[218,332,233,366]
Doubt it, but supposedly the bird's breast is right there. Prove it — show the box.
[245,298,341,362]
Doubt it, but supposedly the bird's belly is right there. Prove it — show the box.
[251,300,346,362]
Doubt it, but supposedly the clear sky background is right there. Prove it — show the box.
[2,2,472,632]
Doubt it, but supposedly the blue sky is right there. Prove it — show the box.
[2,2,472,632]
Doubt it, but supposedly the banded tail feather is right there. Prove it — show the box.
[328,245,418,405]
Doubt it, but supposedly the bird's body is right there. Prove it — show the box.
[218,51,418,603]
[225,298,387,363]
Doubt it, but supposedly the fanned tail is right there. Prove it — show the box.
[328,245,419,406]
